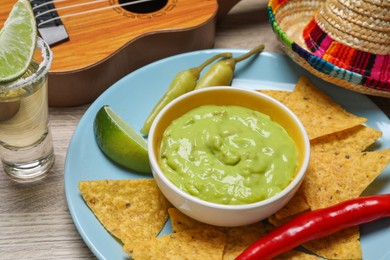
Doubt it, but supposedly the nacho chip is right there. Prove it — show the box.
[168,208,217,233]
[303,227,361,260]
[311,125,382,153]
[268,208,311,228]
[130,227,226,260]
[169,208,281,260]
[223,221,274,260]
[268,213,285,227]
[257,89,291,104]
[274,188,310,220]
[274,250,321,259]
[280,77,367,140]
[78,179,171,253]
[301,149,390,210]
[171,208,296,260]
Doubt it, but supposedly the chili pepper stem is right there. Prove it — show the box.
[194,43,265,89]
[195,52,232,72]
[233,44,265,63]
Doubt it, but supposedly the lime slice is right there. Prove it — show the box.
[0,0,37,83]
[94,105,151,173]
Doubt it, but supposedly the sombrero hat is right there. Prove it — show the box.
[268,0,390,97]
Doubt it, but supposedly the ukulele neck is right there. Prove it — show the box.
[31,0,69,46]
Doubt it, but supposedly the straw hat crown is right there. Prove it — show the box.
[302,0,390,89]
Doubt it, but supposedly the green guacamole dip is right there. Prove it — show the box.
[159,105,298,205]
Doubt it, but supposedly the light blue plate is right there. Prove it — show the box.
[64,50,390,260]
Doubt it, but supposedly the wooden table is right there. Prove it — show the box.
[0,0,388,259]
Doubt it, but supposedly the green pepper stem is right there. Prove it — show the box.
[195,52,233,72]
[233,44,265,63]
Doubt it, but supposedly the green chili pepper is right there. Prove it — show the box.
[194,44,265,89]
[140,52,232,135]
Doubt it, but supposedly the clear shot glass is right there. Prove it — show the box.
[0,37,55,182]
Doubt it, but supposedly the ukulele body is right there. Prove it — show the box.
[1,0,241,106]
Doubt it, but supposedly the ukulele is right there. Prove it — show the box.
[0,0,241,106]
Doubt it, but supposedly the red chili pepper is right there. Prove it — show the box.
[236,194,390,260]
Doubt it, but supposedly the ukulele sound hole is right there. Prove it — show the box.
[119,0,168,14]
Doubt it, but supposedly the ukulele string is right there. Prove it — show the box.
[30,0,154,27]
[31,0,107,16]
[30,0,68,11]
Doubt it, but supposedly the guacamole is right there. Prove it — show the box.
[159,105,298,205]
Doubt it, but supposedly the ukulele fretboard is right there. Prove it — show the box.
[30,0,69,46]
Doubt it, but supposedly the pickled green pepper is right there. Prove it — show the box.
[194,44,265,89]
[140,52,232,135]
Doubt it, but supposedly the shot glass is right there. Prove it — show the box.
[0,37,55,182]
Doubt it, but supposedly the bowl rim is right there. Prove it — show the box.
[148,86,310,210]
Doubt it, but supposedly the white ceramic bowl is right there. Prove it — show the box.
[148,87,310,227]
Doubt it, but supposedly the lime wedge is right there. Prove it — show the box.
[0,0,37,83]
[94,105,151,173]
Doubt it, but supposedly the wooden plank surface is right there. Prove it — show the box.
[0,0,388,259]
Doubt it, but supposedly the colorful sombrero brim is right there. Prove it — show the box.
[268,0,390,98]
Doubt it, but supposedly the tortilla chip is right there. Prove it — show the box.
[168,208,217,233]
[269,209,311,228]
[281,77,367,140]
[169,208,275,260]
[301,149,390,210]
[78,179,171,253]
[303,227,362,260]
[311,125,382,153]
[257,89,291,104]
[268,213,285,227]
[274,188,310,220]
[274,103,382,218]
[222,221,274,260]
[130,227,226,260]
[274,250,321,259]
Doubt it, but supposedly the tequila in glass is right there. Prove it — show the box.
[0,37,55,182]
